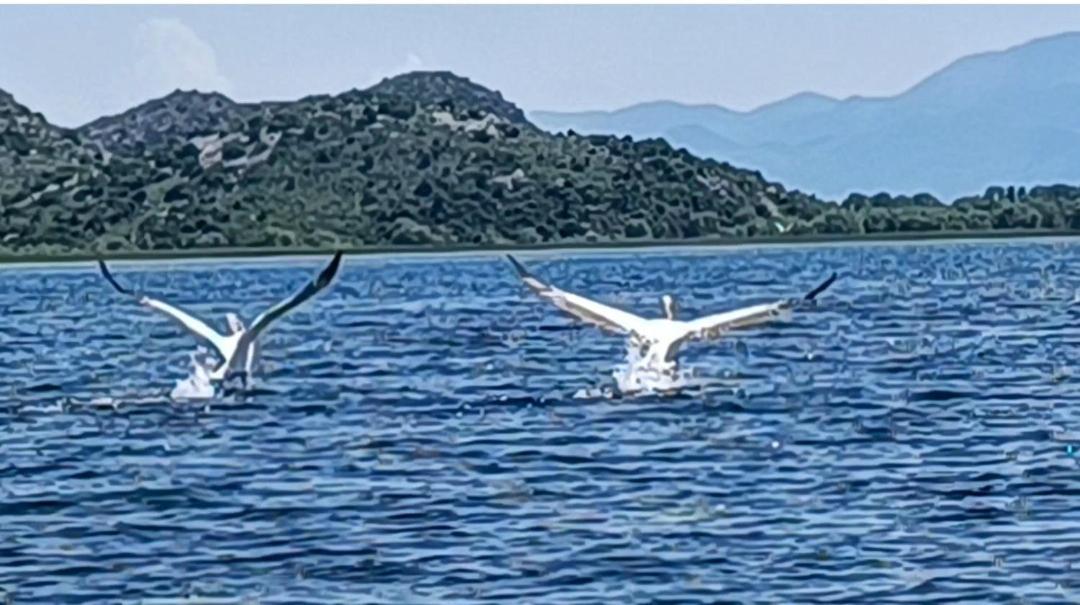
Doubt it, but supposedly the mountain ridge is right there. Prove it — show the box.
[530,32,1080,200]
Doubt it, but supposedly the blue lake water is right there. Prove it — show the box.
[3,240,1080,603]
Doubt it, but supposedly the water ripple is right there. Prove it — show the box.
[2,242,1080,603]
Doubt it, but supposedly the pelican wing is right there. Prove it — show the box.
[803,272,839,302]
[140,297,230,353]
[507,255,648,335]
[683,301,792,340]
[98,260,229,355]
[682,272,838,341]
[245,251,344,340]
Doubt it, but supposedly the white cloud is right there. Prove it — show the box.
[398,53,425,74]
[133,18,233,97]
[366,53,425,86]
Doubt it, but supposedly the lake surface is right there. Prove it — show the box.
[3,241,1080,603]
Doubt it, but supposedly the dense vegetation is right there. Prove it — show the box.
[2,71,1080,256]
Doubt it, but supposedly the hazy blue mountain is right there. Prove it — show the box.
[530,32,1080,201]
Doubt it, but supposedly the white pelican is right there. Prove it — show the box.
[99,252,343,387]
[507,255,836,374]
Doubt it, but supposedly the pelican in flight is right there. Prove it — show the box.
[98,252,344,387]
[507,255,837,374]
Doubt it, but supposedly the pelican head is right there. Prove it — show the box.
[225,313,246,334]
[661,294,678,320]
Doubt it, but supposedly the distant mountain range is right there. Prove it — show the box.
[3,70,1080,256]
[531,32,1080,201]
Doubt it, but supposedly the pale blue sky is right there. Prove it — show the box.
[5,5,1080,127]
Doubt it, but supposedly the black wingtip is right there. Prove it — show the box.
[317,251,344,287]
[506,254,530,278]
[98,259,132,296]
[804,272,838,301]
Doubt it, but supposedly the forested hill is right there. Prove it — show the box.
[1,71,1079,256]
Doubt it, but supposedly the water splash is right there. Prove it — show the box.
[170,351,216,400]
[610,342,692,396]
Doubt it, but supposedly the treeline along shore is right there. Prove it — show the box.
[3,71,1080,258]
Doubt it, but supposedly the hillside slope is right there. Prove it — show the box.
[1,72,837,253]
[2,70,1080,256]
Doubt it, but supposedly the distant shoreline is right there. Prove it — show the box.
[2,228,1079,266]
